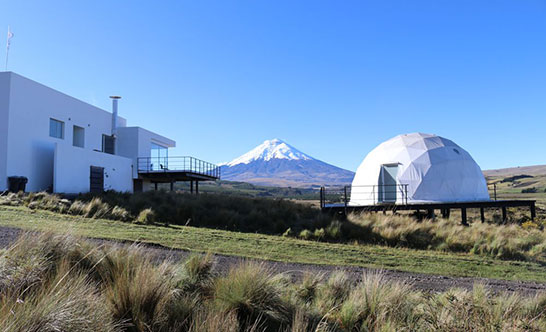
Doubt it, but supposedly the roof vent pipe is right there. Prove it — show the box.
[110,96,121,137]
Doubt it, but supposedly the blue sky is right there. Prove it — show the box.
[1,0,545,171]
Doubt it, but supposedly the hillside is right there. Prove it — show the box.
[484,164,546,177]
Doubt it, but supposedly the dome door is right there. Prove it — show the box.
[379,164,398,203]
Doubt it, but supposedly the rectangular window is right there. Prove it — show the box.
[151,143,168,170]
[102,134,115,154]
[73,125,85,148]
[49,118,64,139]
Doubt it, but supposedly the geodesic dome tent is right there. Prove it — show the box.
[349,133,490,205]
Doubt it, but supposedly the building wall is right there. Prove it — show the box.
[117,127,175,178]
[0,73,10,191]
[54,143,133,193]
[4,72,128,192]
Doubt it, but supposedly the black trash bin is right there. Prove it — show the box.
[8,176,28,193]
[18,177,28,192]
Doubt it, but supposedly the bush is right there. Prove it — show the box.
[299,229,313,240]
[136,208,156,224]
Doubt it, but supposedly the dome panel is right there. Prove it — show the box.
[350,132,490,205]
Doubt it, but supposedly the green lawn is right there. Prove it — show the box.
[0,205,545,282]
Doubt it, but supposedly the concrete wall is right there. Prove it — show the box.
[3,72,128,192]
[54,143,133,193]
[0,73,10,191]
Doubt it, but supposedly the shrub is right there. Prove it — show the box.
[313,228,326,240]
[299,229,313,240]
[325,220,342,240]
[111,205,132,221]
[136,208,156,224]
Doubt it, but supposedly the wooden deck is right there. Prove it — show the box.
[322,200,537,225]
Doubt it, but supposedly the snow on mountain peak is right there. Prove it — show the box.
[225,139,315,166]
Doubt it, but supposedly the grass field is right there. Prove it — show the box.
[0,205,545,282]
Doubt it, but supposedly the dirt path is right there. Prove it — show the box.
[1,226,545,295]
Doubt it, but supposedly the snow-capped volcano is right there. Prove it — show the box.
[221,139,354,188]
[225,139,314,166]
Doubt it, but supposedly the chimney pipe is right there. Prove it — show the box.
[110,96,121,137]
[110,96,121,155]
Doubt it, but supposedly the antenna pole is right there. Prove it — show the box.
[5,26,12,71]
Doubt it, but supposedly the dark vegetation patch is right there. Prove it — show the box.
[76,190,332,234]
[501,174,534,183]
[2,191,546,263]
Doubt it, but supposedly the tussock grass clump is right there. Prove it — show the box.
[1,232,546,331]
[136,208,156,224]
[316,271,352,312]
[337,272,419,331]
[213,262,292,330]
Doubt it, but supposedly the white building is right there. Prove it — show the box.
[0,72,218,194]
[350,133,490,205]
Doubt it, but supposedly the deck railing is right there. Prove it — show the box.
[320,184,409,209]
[137,156,220,179]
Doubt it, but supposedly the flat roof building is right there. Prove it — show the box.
[0,72,218,194]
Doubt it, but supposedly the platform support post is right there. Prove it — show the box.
[190,181,193,194]
[502,207,507,223]
[441,208,450,219]
[320,187,324,209]
[343,186,348,215]
[480,208,485,223]
[531,202,536,221]
[154,182,158,191]
[461,208,468,226]
[427,209,435,220]
[196,181,199,195]
[170,181,174,191]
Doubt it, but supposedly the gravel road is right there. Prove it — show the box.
[0,226,545,295]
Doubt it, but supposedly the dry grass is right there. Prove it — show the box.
[0,232,546,331]
[346,213,546,261]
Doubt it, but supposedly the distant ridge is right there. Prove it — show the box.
[220,139,354,188]
[484,164,546,177]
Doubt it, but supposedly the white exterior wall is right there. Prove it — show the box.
[0,74,10,191]
[0,72,135,193]
[54,143,133,193]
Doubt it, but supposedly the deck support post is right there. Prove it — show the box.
[441,208,450,219]
[502,207,507,223]
[196,181,199,195]
[170,181,174,191]
[427,209,435,220]
[461,208,468,226]
[190,181,194,194]
[531,202,536,221]
[480,208,485,223]
[154,182,158,191]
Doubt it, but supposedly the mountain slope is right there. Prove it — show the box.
[220,139,354,188]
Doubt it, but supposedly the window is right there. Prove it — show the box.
[151,143,168,170]
[49,118,64,139]
[102,134,115,154]
[73,125,85,148]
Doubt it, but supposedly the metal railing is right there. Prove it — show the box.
[487,182,542,201]
[320,184,409,209]
[137,156,221,179]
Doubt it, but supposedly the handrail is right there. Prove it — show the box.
[137,156,220,179]
[320,184,409,208]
